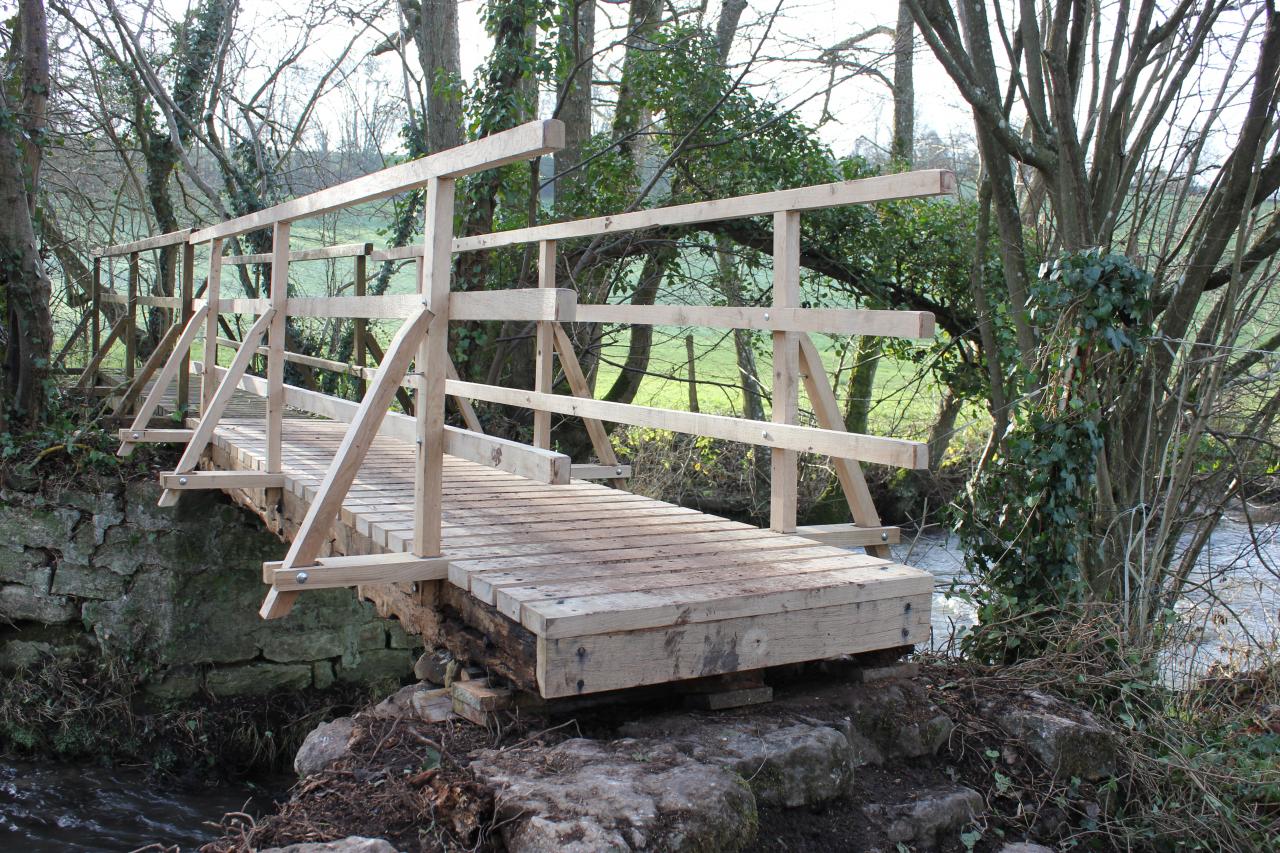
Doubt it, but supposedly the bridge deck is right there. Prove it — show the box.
[201,413,932,697]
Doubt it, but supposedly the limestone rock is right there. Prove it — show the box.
[0,583,78,622]
[863,785,984,849]
[985,691,1118,781]
[259,837,398,853]
[336,648,413,686]
[414,648,453,684]
[294,716,357,778]
[470,737,757,852]
[206,662,312,697]
[620,715,853,806]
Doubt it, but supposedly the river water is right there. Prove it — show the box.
[4,519,1276,851]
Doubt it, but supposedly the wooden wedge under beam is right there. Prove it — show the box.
[262,552,450,591]
[796,523,901,548]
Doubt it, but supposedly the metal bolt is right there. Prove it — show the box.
[881,532,889,542]
[614,466,623,475]
[761,431,771,440]
[411,583,419,593]
[131,432,140,440]
[295,571,309,585]
[763,311,771,321]
[178,476,188,486]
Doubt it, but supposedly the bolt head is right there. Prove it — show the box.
[131,432,140,440]
[763,311,771,321]
[614,466,623,475]
[881,532,889,542]
[295,571,309,585]
[178,476,188,486]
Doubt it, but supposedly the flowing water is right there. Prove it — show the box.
[4,520,1276,851]
[0,760,277,852]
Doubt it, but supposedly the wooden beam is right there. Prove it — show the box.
[261,305,434,619]
[771,211,800,533]
[96,228,194,258]
[191,120,564,242]
[571,463,632,480]
[117,304,210,457]
[203,239,223,410]
[573,304,933,339]
[455,170,956,252]
[446,377,929,469]
[795,523,901,548]
[550,324,628,488]
[533,241,555,449]
[160,471,285,490]
[263,552,449,591]
[118,429,194,444]
[797,334,892,558]
[124,252,138,383]
[266,222,289,474]
[112,315,186,421]
[224,241,373,265]
[177,241,195,411]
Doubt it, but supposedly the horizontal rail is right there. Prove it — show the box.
[445,379,928,469]
[574,304,934,338]
[96,228,194,258]
[203,364,573,483]
[224,242,373,265]
[191,120,564,242]
[210,289,578,321]
[100,293,186,309]
[453,170,956,252]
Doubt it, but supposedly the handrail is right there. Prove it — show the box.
[89,122,952,621]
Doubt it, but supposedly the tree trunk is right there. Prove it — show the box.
[0,0,52,431]
[407,0,464,154]
[553,0,595,200]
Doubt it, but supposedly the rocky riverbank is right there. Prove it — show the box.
[202,659,1120,852]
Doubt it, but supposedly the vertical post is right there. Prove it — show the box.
[685,333,699,413]
[414,177,455,559]
[267,222,290,474]
[354,252,367,399]
[770,211,801,533]
[176,242,195,413]
[203,239,223,413]
[533,239,556,449]
[125,251,139,381]
[90,256,101,362]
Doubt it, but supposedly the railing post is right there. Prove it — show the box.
[354,251,367,399]
[267,222,290,473]
[177,241,195,413]
[533,239,556,449]
[770,211,801,533]
[125,251,139,382]
[414,177,455,560]
[203,239,223,413]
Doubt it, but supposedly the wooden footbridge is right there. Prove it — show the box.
[71,120,951,698]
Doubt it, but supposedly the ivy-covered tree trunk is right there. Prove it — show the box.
[0,0,51,431]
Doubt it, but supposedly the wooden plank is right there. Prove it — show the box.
[550,324,627,488]
[450,287,576,323]
[96,228,194,258]
[118,428,194,443]
[203,239,223,410]
[446,378,929,469]
[177,241,195,411]
[264,305,434,619]
[536,591,932,697]
[455,170,956,252]
[91,257,101,361]
[771,211,800,533]
[133,295,184,309]
[526,563,933,639]
[117,304,210,456]
[266,222,290,474]
[265,551,448,591]
[534,240,555,449]
[124,253,138,382]
[797,334,892,559]
[415,176,455,559]
[191,120,564,241]
[796,523,900,548]
[216,298,272,314]
[200,367,571,483]
[160,471,284,490]
[354,253,367,398]
[574,303,934,338]
[224,241,372,265]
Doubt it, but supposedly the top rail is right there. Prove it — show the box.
[451,170,955,252]
[225,242,373,265]
[96,228,195,258]
[190,120,564,243]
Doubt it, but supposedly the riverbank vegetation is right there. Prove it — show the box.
[3,0,1279,849]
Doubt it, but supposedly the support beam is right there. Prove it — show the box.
[118,429,194,444]
[795,523,900,548]
[117,304,210,456]
[550,323,628,489]
[266,222,290,474]
[572,463,632,480]
[160,471,285,490]
[770,211,800,533]
[263,552,449,591]
[533,240,555,449]
[203,239,223,409]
